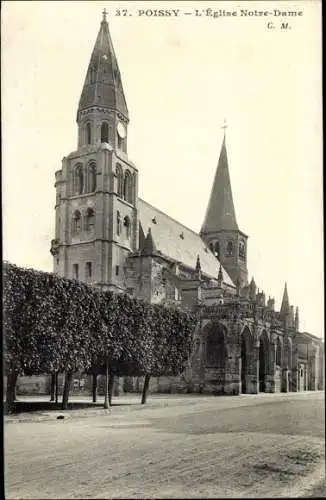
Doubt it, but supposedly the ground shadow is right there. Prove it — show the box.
[5,400,138,414]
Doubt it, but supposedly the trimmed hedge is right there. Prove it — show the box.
[3,261,196,406]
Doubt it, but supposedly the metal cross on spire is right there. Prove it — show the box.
[221,118,228,137]
[102,8,107,22]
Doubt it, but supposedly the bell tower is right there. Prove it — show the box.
[52,11,139,292]
[200,126,248,287]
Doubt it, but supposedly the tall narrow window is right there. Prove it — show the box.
[276,338,282,366]
[227,241,233,256]
[115,265,119,276]
[74,164,84,195]
[101,122,109,143]
[124,216,131,238]
[209,242,214,253]
[123,170,132,203]
[239,240,246,260]
[214,241,220,259]
[57,217,61,238]
[85,208,95,232]
[87,162,96,192]
[72,210,81,234]
[85,262,92,280]
[117,211,121,235]
[117,133,122,150]
[73,263,79,280]
[86,123,92,145]
[116,165,123,197]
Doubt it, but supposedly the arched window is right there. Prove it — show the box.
[239,240,246,260]
[116,164,123,197]
[276,337,282,366]
[214,241,220,259]
[116,211,121,235]
[123,170,133,203]
[85,208,95,232]
[87,162,96,192]
[86,123,92,145]
[124,216,131,238]
[74,164,84,195]
[72,210,81,234]
[209,242,214,253]
[101,122,109,143]
[227,241,233,256]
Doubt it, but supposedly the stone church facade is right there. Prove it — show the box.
[50,12,324,395]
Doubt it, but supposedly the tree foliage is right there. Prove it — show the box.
[3,261,196,381]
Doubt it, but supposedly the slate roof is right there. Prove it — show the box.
[78,15,128,119]
[200,136,239,235]
[138,198,235,287]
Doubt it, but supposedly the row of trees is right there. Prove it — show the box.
[3,262,196,412]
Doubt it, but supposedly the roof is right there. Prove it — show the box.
[138,198,235,287]
[200,136,238,235]
[297,331,324,344]
[78,15,128,119]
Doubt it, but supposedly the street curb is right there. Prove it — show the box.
[4,408,113,424]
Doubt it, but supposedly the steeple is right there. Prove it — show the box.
[76,12,129,152]
[280,283,290,314]
[201,135,238,235]
[200,128,248,288]
[78,11,128,120]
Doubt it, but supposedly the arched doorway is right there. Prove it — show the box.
[241,327,254,394]
[259,332,269,392]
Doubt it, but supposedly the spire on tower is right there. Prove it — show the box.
[200,130,238,235]
[280,282,290,315]
[77,13,128,120]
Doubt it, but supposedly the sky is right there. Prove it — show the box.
[2,1,323,337]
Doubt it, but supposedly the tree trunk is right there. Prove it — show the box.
[6,371,18,413]
[108,369,114,406]
[55,372,59,404]
[92,373,98,403]
[104,360,109,409]
[61,371,72,410]
[141,374,151,404]
[50,373,55,401]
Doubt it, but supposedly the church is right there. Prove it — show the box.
[50,12,324,395]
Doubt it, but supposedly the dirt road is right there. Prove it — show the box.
[5,392,325,498]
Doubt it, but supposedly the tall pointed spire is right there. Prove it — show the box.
[200,134,238,235]
[280,283,290,314]
[78,12,128,120]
